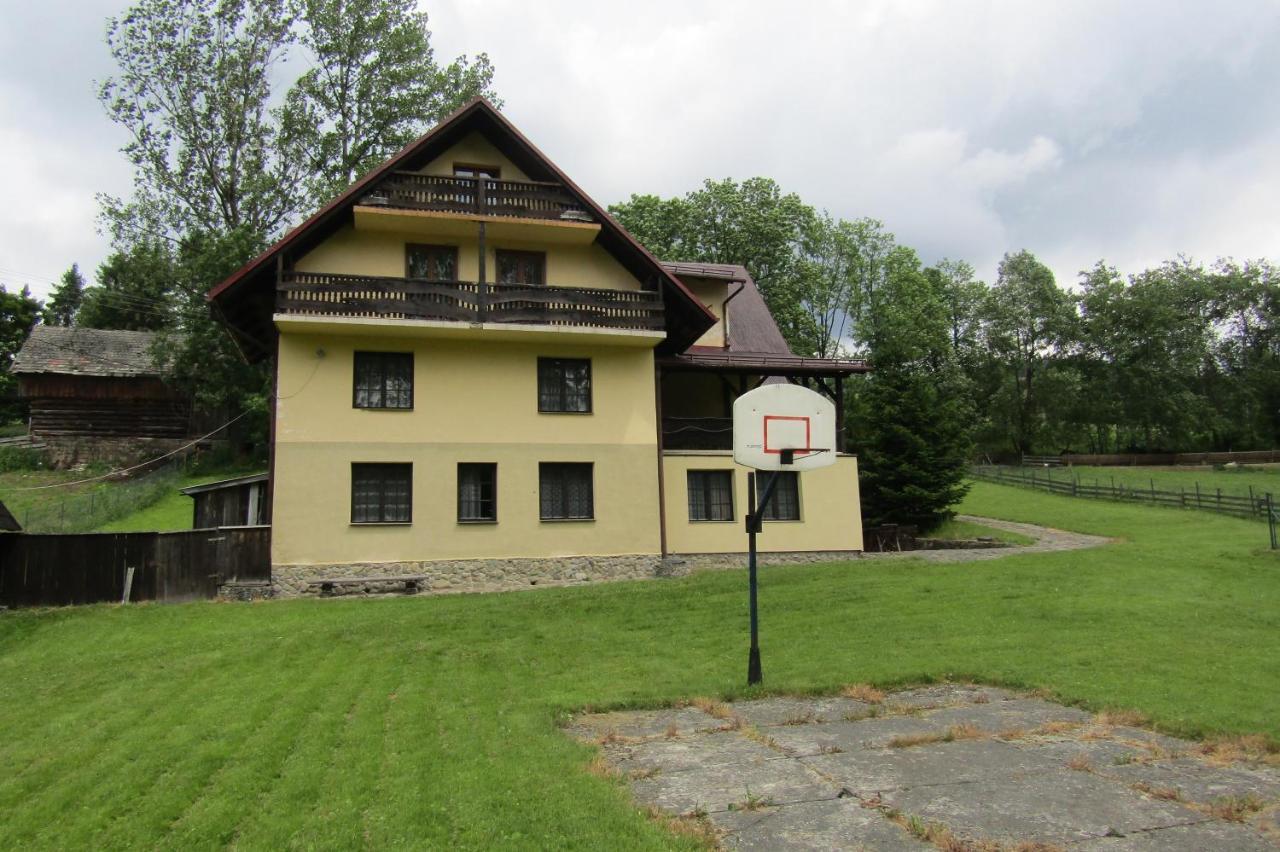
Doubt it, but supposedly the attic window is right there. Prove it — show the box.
[454,163,500,179]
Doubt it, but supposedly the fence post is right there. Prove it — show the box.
[1270,494,1277,550]
[1249,485,1256,517]
[1180,486,1185,508]
[1150,478,1155,503]
[1216,489,1222,512]
[1196,482,1201,509]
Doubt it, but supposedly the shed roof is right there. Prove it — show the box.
[11,327,168,378]
[180,472,268,496]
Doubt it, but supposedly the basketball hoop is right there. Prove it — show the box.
[730,383,840,686]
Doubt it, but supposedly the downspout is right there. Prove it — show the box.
[721,281,746,349]
[654,361,668,557]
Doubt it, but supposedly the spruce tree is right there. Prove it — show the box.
[43,264,85,327]
[852,248,974,531]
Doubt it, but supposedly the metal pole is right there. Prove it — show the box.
[745,465,785,687]
[747,472,761,685]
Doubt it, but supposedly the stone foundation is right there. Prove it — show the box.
[272,554,667,598]
[271,550,863,598]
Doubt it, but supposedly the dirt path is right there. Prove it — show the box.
[860,515,1112,564]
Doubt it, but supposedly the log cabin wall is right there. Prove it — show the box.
[19,375,192,439]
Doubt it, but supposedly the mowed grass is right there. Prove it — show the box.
[922,517,1034,545]
[0,482,1277,848]
[1030,463,1280,502]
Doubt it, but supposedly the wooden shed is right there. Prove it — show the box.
[181,473,268,528]
[11,327,193,465]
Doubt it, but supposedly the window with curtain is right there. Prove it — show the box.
[351,463,412,524]
[539,463,593,520]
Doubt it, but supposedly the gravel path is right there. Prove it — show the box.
[861,515,1112,564]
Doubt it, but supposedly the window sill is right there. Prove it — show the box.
[537,410,593,415]
[539,517,596,523]
[457,519,498,525]
[353,407,415,412]
[350,521,413,526]
[690,518,737,523]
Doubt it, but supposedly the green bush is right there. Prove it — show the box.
[0,446,46,472]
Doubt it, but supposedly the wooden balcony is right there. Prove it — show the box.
[276,271,664,332]
[358,172,593,222]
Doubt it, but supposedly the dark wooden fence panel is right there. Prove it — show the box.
[0,526,270,608]
[1038,450,1280,467]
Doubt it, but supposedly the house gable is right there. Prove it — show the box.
[208,99,715,358]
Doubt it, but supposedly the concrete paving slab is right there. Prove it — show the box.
[629,757,836,815]
[731,696,873,727]
[879,768,1208,845]
[921,697,1092,732]
[608,730,783,774]
[568,686,1278,850]
[565,706,720,741]
[1008,735,1150,769]
[765,714,948,755]
[803,739,1062,794]
[882,683,1016,710]
[1072,821,1278,851]
[715,798,931,851]
[1098,757,1280,805]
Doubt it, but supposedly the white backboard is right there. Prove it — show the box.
[732,383,837,471]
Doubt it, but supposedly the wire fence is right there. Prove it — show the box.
[8,460,186,534]
[971,464,1275,528]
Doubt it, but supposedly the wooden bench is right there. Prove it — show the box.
[307,575,428,596]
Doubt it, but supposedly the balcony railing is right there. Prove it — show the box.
[358,172,594,222]
[662,416,733,450]
[277,271,664,332]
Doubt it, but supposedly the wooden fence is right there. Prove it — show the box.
[1022,450,1280,467]
[0,525,270,608]
[972,465,1273,522]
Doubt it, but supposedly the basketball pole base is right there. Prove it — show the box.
[747,646,762,685]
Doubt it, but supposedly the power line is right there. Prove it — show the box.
[7,409,254,492]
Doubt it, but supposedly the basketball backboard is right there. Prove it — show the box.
[732,384,837,471]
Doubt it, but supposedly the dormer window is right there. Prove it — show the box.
[454,163,500,179]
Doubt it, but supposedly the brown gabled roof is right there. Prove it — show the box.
[660,262,792,356]
[11,327,168,378]
[208,98,716,357]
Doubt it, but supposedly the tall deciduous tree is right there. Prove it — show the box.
[43,264,86,327]
[0,285,43,417]
[982,250,1075,453]
[282,0,499,205]
[98,0,301,245]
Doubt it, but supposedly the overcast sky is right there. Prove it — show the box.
[1,0,1278,300]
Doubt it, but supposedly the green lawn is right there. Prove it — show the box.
[0,482,1276,848]
[0,468,257,533]
[1027,462,1280,502]
[922,517,1034,545]
[96,472,258,532]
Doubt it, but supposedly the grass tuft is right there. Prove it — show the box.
[842,683,886,704]
[1132,781,1182,801]
[1095,709,1149,728]
[1208,793,1264,822]
[1065,754,1094,772]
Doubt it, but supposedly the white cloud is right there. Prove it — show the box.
[2,0,1279,297]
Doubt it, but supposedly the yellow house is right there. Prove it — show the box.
[209,99,868,595]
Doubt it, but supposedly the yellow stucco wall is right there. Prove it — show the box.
[417,131,532,182]
[684,277,728,347]
[662,452,863,554]
[272,333,662,565]
[294,224,640,291]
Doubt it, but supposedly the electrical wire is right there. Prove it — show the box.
[8,409,254,491]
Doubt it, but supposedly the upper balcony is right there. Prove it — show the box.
[274,271,665,344]
[353,172,600,244]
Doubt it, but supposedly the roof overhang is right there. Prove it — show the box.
[207,98,716,360]
[658,350,870,377]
